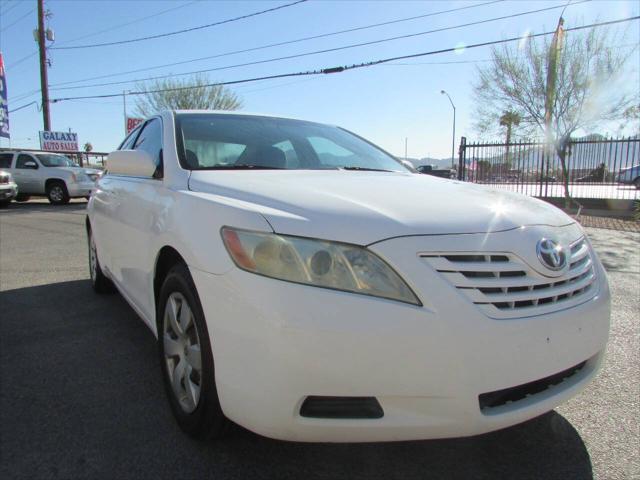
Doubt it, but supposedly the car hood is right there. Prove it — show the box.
[188,170,575,245]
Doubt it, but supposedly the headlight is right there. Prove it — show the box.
[71,173,89,183]
[221,227,421,305]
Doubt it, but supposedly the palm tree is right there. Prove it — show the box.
[500,111,520,167]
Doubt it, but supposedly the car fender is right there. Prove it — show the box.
[44,176,72,193]
[144,188,274,331]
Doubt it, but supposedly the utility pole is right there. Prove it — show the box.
[37,0,51,131]
[123,91,127,135]
[441,90,456,169]
[543,16,565,199]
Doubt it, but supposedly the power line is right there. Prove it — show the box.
[50,0,309,50]
[55,0,200,47]
[0,1,23,18]
[8,101,39,114]
[49,1,591,92]
[6,51,38,70]
[0,7,35,33]
[381,59,493,65]
[48,0,504,88]
[50,16,640,103]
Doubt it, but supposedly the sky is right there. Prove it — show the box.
[0,0,638,158]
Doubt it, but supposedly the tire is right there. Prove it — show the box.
[87,227,116,294]
[15,194,30,202]
[0,199,10,208]
[158,263,227,439]
[46,181,70,205]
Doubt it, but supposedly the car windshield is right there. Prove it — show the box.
[36,154,75,167]
[176,114,408,172]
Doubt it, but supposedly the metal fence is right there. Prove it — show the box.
[458,136,639,200]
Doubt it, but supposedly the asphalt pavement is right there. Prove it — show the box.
[1,200,638,480]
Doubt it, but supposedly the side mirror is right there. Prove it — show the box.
[24,161,38,169]
[107,150,157,177]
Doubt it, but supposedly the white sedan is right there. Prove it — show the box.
[87,110,610,442]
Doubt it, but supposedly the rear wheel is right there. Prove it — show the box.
[47,181,70,205]
[87,227,115,294]
[158,263,227,439]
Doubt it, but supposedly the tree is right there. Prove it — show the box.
[499,110,520,166]
[620,104,640,134]
[499,111,520,145]
[473,23,637,207]
[134,74,242,117]
[83,142,93,152]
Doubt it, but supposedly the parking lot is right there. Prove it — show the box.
[0,201,638,480]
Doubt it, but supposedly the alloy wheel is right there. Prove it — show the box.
[163,292,203,413]
[50,186,64,202]
[89,234,97,282]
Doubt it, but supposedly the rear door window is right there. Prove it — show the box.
[16,154,37,169]
[0,153,13,168]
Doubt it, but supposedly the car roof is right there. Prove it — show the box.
[169,110,336,127]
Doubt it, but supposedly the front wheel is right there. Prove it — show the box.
[158,263,227,439]
[0,199,10,208]
[47,181,70,205]
[87,227,115,294]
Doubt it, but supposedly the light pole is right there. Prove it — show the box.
[441,90,456,169]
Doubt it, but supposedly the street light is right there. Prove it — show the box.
[441,90,456,169]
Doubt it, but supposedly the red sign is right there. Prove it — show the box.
[126,117,144,134]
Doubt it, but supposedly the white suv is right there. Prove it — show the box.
[0,150,101,204]
[87,111,610,443]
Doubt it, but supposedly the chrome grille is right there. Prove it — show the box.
[421,238,597,319]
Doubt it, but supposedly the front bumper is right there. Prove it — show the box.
[190,224,610,442]
[0,183,18,200]
[67,181,95,198]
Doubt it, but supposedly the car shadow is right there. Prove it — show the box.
[0,199,88,215]
[0,280,593,480]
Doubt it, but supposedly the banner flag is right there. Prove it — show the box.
[0,52,9,139]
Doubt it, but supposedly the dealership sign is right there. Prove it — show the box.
[126,117,144,134]
[39,131,79,151]
[0,52,9,139]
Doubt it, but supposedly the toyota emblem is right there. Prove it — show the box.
[536,238,567,271]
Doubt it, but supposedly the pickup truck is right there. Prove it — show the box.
[0,150,101,204]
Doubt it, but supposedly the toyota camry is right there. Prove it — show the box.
[86,111,610,442]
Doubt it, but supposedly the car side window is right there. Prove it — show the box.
[119,129,140,150]
[133,118,162,166]
[16,154,37,169]
[0,153,12,168]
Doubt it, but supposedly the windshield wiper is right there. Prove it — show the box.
[205,164,285,170]
[339,166,394,172]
